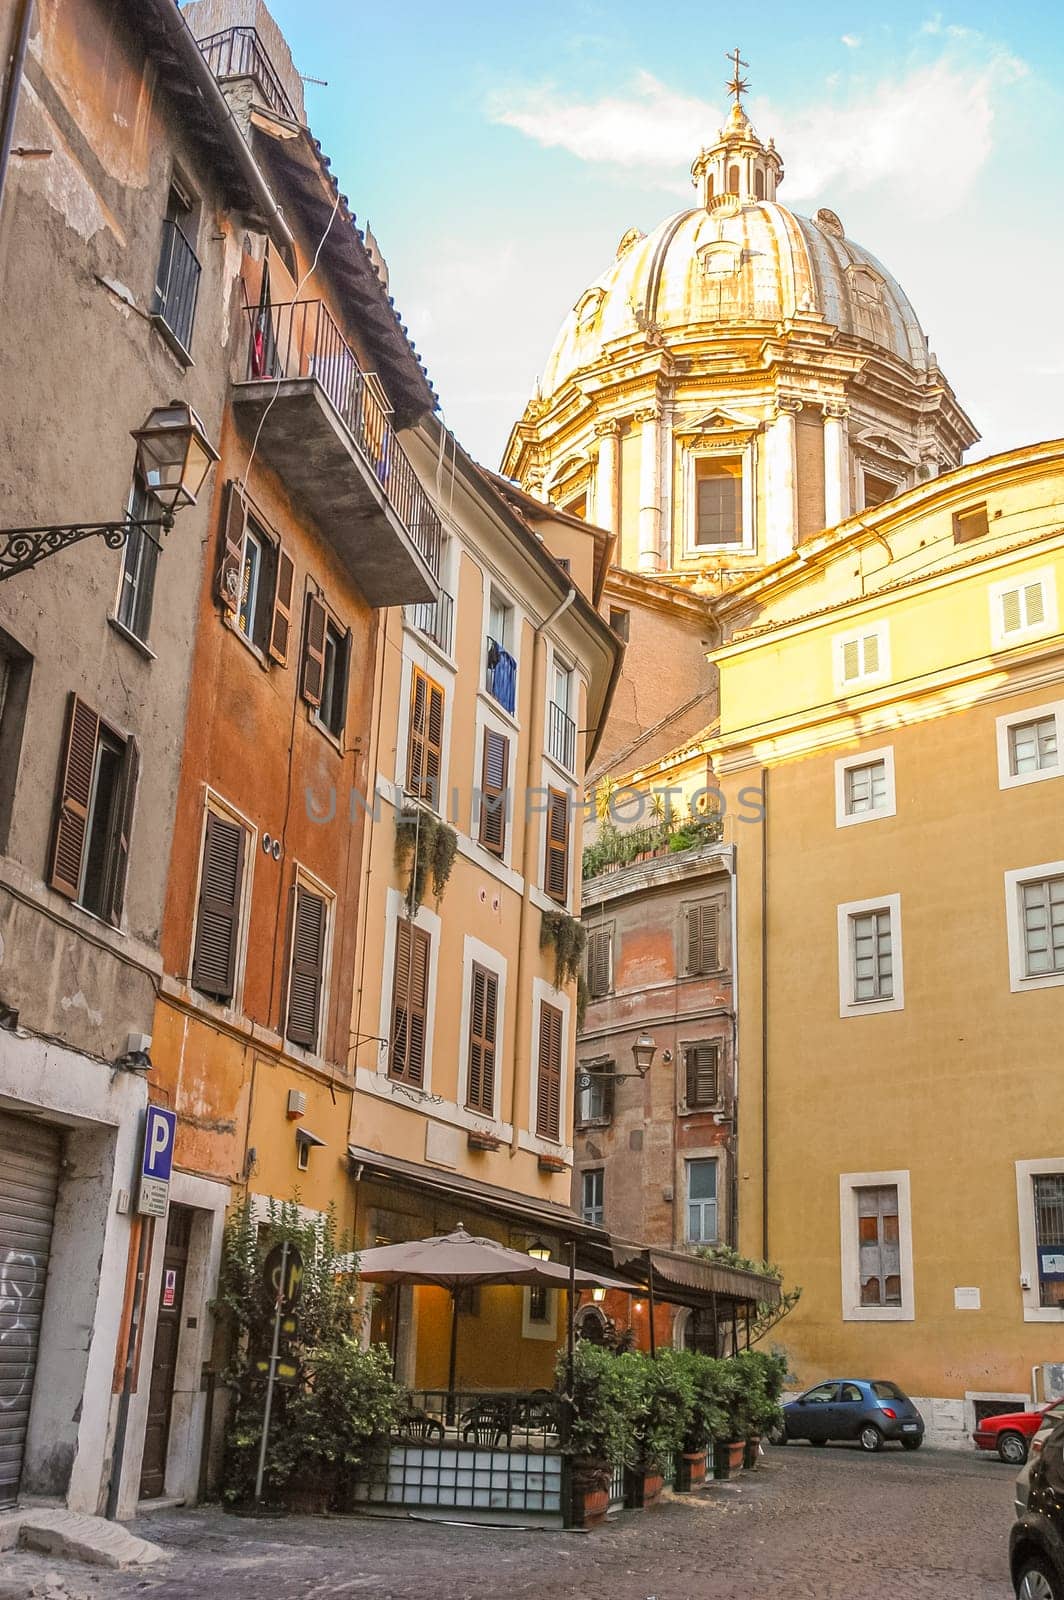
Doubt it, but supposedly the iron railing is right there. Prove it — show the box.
[197,26,298,121]
[388,1389,563,1450]
[582,812,725,880]
[548,701,577,770]
[244,298,442,577]
[152,219,201,354]
[406,587,454,654]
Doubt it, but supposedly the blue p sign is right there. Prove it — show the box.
[142,1105,177,1183]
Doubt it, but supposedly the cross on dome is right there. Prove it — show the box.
[690,53,783,207]
[725,47,750,106]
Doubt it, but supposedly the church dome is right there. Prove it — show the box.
[538,98,930,401]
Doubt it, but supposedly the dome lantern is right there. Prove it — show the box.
[690,51,783,206]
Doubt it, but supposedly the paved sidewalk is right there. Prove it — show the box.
[0,1445,1017,1600]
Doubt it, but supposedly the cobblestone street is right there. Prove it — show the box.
[0,1444,1018,1600]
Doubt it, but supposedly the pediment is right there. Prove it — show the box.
[679,406,759,436]
[855,430,916,463]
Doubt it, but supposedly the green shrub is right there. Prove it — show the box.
[558,1341,641,1466]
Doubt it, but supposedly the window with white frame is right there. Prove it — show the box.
[996,703,1062,790]
[837,894,903,1016]
[1005,863,1064,993]
[547,656,576,769]
[694,459,743,546]
[840,1170,914,1322]
[1034,1175,1064,1309]
[685,1158,718,1243]
[990,570,1056,649]
[576,1060,612,1126]
[581,1168,605,1226]
[833,623,889,691]
[116,476,162,643]
[834,747,896,827]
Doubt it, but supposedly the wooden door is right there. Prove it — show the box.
[139,1205,192,1500]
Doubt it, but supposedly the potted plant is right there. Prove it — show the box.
[620,1350,695,1509]
[734,1348,787,1469]
[676,1353,728,1492]
[559,1342,638,1528]
[711,1361,748,1480]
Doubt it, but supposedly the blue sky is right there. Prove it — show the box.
[264,1,1064,469]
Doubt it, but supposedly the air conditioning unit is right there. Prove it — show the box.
[1037,1363,1064,1403]
[286,1089,306,1121]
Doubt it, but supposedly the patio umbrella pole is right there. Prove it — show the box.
[648,1260,657,1358]
[565,1241,576,1449]
[446,1288,460,1426]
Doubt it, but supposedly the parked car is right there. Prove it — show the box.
[774,1379,924,1452]
[1010,1414,1064,1597]
[1015,1408,1064,1517]
[976,1401,1064,1466]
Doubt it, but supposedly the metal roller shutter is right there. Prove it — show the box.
[0,1112,62,1509]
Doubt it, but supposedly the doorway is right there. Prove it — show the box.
[139,1204,192,1499]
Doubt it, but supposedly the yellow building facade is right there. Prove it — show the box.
[709,439,1064,1440]
[348,421,622,1392]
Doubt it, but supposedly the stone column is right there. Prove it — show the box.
[635,406,663,572]
[763,399,799,562]
[593,420,620,536]
[823,403,850,527]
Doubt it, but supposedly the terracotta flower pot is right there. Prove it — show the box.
[713,1439,745,1479]
[569,1460,611,1529]
[625,1467,665,1509]
[743,1436,761,1470]
[675,1449,707,1493]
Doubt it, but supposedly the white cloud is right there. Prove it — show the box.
[841,33,861,48]
[487,36,1027,214]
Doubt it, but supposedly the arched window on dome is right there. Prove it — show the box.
[754,168,765,200]
[727,163,740,196]
[706,174,714,199]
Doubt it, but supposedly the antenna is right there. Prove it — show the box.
[300,74,329,86]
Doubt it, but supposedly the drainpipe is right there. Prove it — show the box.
[509,585,577,1155]
[0,0,33,220]
[727,840,740,1251]
[760,767,770,1261]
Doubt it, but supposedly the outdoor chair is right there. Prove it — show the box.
[396,1408,444,1442]
[459,1402,512,1447]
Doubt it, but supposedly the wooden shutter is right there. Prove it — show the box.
[407,668,444,803]
[686,902,719,975]
[862,631,880,675]
[49,694,100,900]
[536,1002,563,1141]
[841,639,860,681]
[544,787,569,903]
[191,810,246,1001]
[391,919,430,1085]
[217,480,246,613]
[685,1042,720,1108]
[301,593,327,707]
[478,728,509,855]
[466,963,498,1114]
[106,736,140,925]
[1026,582,1046,627]
[286,885,328,1050]
[586,927,611,998]
[268,547,295,665]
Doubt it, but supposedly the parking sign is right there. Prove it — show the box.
[138,1105,177,1216]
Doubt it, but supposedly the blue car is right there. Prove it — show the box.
[774,1378,925,1453]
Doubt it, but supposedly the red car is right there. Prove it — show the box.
[974,1401,1064,1465]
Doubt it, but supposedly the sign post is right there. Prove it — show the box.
[254,1240,304,1505]
[138,1104,177,1216]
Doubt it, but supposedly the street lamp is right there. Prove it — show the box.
[591,1285,607,1303]
[576,1031,658,1093]
[0,401,218,582]
[527,1239,552,1262]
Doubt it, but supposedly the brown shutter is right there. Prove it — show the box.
[217,480,246,613]
[536,1001,563,1140]
[49,694,100,900]
[268,547,295,666]
[686,903,719,975]
[587,927,611,998]
[286,885,328,1050]
[685,1042,720,1108]
[191,810,246,1001]
[301,593,327,707]
[478,728,509,855]
[391,919,430,1085]
[544,787,570,904]
[407,668,444,804]
[466,963,498,1114]
[106,736,140,925]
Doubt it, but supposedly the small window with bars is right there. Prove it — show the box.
[857,1185,902,1306]
[682,1042,721,1110]
[1034,1174,1064,1309]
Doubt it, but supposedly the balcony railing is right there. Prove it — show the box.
[244,298,442,577]
[548,701,577,770]
[197,25,298,121]
[152,219,201,355]
[582,812,724,880]
[406,587,454,654]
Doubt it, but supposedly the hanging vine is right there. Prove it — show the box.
[395,810,458,910]
[540,908,587,989]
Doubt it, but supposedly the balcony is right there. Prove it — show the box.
[233,298,440,607]
[197,26,299,121]
[151,219,201,357]
[547,700,577,771]
[406,587,454,654]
